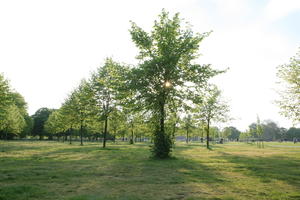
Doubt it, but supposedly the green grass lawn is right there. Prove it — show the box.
[0,141,300,200]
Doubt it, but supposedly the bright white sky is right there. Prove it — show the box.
[0,0,299,131]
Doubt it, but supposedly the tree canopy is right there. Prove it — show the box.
[129,10,222,158]
[277,49,300,125]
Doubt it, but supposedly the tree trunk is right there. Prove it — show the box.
[172,121,176,144]
[5,130,8,140]
[130,121,134,144]
[80,122,83,146]
[186,128,189,144]
[160,101,165,134]
[206,119,210,149]
[103,115,108,148]
[69,127,72,144]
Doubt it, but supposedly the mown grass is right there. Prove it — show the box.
[0,141,299,200]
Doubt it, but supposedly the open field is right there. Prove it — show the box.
[0,141,300,200]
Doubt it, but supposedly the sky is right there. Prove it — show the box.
[0,0,299,131]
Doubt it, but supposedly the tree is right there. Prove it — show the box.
[1,105,26,139]
[276,48,300,125]
[32,107,53,140]
[196,86,230,149]
[239,129,251,142]
[285,127,300,141]
[20,114,33,138]
[261,120,282,141]
[59,100,78,144]
[44,109,66,140]
[223,126,241,141]
[129,10,221,158]
[0,74,12,130]
[67,80,94,146]
[181,114,195,144]
[0,74,29,139]
[90,58,128,148]
[256,115,264,148]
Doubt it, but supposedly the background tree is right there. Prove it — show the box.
[20,114,33,138]
[44,109,66,141]
[285,127,300,141]
[0,74,12,130]
[261,120,283,141]
[0,74,29,139]
[256,115,264,148]
[196,85,230,149]
[181,114,195,144]
[276,48,300,125]
[91,58,128,148]
[68,80,94,146]
[129,10,221,158]
[32,107,53,140]
[223,126,241,141]
[59,99,79,144]
[1,105,26,139]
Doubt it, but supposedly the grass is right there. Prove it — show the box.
[0,141,300,200]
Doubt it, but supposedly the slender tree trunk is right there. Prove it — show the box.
[80,122,83,146]
[5,129,8,140]
[103,115,108,148]
[206,119,210,149]
[172,121,176,144]
[186,128,189,144]
[69,127,72,144]
[130,121,134,144]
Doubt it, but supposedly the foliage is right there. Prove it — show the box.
[32,107,53,139]
[180,114,196,143]
[195,85,230,148]
[222,126,241,140]
[276,48,300,125]
[247,120,286,141]
[0,74,29,139]
[44,110,66,136]
[90,58,129,147]
[285,127,300,140]
[256,116,264,148]
[67,80,95,145]
[129,9,221,158]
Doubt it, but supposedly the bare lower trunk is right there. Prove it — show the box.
[80,122,83,146]
[69,127,72,144]
[206,119,210,149]
[103,116,108,148]
[186,129,189,144]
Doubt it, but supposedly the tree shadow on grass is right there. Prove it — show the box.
[0,143,227,200]
[215,152,300,187]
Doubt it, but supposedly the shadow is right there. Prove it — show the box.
[215,152,300,187]
[0,142,226,200]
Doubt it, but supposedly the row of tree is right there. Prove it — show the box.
[1,10,299,159]
[5,99,299,145]
[37,10,229,158]
[0,74,32,139]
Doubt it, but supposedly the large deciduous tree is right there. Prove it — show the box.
[276,49,300,125]
[129,10,221,158]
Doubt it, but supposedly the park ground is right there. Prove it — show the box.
[0,141,300,200]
